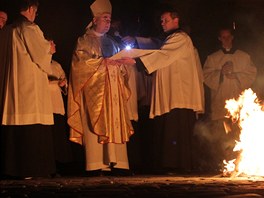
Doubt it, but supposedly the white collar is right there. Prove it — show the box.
[92,29,104,37]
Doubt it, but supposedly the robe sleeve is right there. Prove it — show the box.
[235,58,257,90]
[203,55,222,90]
[139,33,190,74]
[22,23,52,74]
[67,47,103,144]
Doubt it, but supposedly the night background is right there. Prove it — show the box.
[1,0,264,172]
[2,0,264,77]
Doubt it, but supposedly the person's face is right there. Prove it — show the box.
[160,12,179,33]
[218,29,234,49]
[93,13,111,34]
[28,6,38,22]
[0,11,8,29]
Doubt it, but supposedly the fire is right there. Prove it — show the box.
[223,88,264,177]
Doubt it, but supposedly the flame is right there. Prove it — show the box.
[223,88,264,177]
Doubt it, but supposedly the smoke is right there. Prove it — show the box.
[193,118,239,172]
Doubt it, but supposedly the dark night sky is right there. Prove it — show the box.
[1,0,264,96]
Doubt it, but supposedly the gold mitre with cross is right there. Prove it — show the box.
[90,0,112,16]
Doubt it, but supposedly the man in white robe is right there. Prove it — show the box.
[202,27,257,171]
[47,39,73,168]
[119,7,204,174]
[0,0,56,178]
[67,0,133,175]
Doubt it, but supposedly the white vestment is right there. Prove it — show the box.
[203,49,257,120]
[139,32,204,118]
[1,20,53,125]
[67,29,133,171]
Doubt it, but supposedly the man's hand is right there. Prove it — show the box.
[221,61,237,79]
[116,57,136,66]
[221,61,233,75]
[58,78,67,87]
[106,58,120,66]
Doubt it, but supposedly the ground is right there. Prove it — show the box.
[1,173,264,197]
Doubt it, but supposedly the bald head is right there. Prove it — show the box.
[0,11,7,29]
